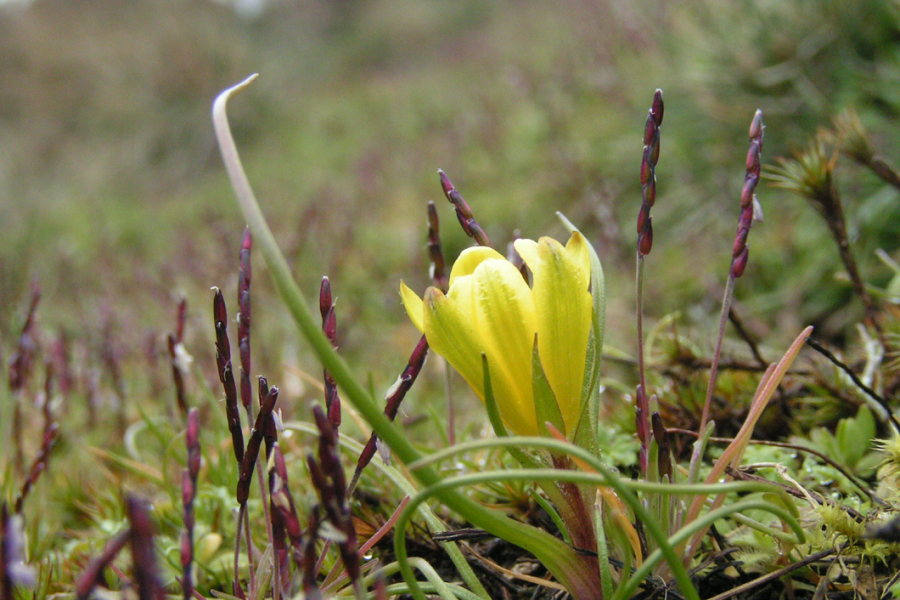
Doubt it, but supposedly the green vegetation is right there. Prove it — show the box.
[3,1,900,598]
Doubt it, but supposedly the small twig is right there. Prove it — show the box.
[705,545,839,600]
[805,337,900,434]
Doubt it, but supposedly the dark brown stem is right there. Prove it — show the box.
[347,336,428,495]
[727,306,766,368]
[865,156,900,194]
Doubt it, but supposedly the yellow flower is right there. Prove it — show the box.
[401,232,592,437]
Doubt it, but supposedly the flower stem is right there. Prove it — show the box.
[698,274,735,435]
[635,254,651,473]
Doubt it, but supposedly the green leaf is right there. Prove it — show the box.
[483,353,508,438]
[837,405,875,468]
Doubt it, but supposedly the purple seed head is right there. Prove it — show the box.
[731,246,750,278]
[637,89,663,257]
[319,277,333,321]
[438,169,491,247]
[651,89,664,127]
[638,217,653,257]
[731,110,764,279]
[749,109,763,143]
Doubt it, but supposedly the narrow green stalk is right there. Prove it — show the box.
[687,422,715,485]
[530,488,572,546]
[361,561,482,600]
[368,583,481,600]
[593,493,615,600]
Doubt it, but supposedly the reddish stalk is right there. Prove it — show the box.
[8,282,41,475]
[307,407,363,600]
[74,529,129,600]
[182,408,200,600]
[635,89,663,473]
[127,495,165,600]
[256,377,280,600]
[269,443,303,579]
[427,201,453,444]
[14,423,59,514]
[698,110,764,436]
[236,385,279,594]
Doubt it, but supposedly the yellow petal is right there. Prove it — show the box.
[517,233,592,433]
[471,258,538,435]
[448,246,506,287]
[400,281,425,333]
[421,287,487,403]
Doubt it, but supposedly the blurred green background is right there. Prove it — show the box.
[2,0,900,425]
